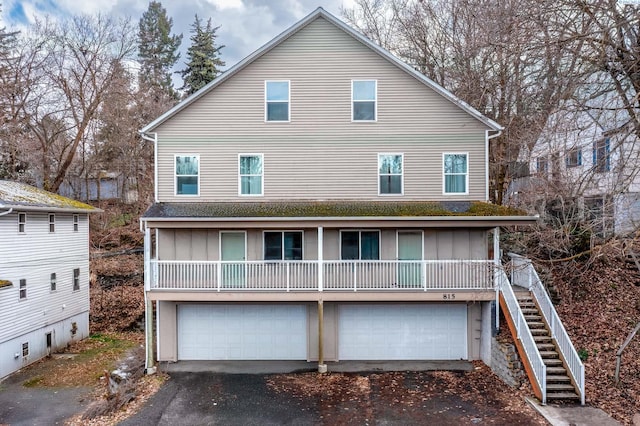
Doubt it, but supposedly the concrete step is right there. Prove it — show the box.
[546,391,580,400]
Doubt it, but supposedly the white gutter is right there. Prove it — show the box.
[139,131,158,203]
[140,214,538,223]
[0,205,13,216]
[486,129,503,202]
[0,205,100,213]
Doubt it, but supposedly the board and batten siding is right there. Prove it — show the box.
[154,17,490,202]
[0,211,90,346]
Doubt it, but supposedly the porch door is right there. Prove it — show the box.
[398,231,423,288]
[221,232,246,287]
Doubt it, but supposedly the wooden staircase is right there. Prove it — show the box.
[517,293,581,401]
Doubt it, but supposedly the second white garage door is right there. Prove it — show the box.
[178,304,307,360]
[338,304,467,360]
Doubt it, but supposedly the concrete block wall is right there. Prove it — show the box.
[490,338,526,388]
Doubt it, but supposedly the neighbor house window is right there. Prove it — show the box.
[379,154,403,194]
[239,154,263,195]
[566,148,582,167]
[593,138,610,173]
[19,279,26,299]
[536,157,548,175]
[264,231,303,260]
[341,231,380,260]
[73,268,80,291]
[49,213,55,232]
[50,273,57,291]
[443,153,468,194]
[175,155,199,195]
[265,80,289,121]
[73,214,79,232]
[22,342,28,357]
[352,80,377,121]
[18,212,26,233]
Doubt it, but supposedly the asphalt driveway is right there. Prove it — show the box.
[121,368,548,425]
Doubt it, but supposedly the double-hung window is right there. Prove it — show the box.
[566,148,582,168]
[175,155,199,195]
[593,138,610,173]
[19,279,26,299]
[50,273,57,291]
[443,153,468,194]
[239,154,263,196]
[265,81,290,121]
[18,212,26,233]
[341,231,380,260]
[536,157,548,175]
[352,80,376,121]
[264,231,303,260]
[48,214,55,233]
[73,268,80,291]
[379,154,403,194]
[73,214,79,232]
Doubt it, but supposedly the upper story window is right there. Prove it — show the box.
[175,155,199,196]
[48,214,55,233]
[341,230,380,260]
[593,138,610,173]
[18,212,26,233]
[566,148,582,168]
[443,153,468,194]
[239,154,263,196]
[50,273,57,291]
[265,80,290,122]
[19,279,26,299]
[264,231,303,260]
[352,80,376,121]
[73,214,79,232]
[379,154,403,195]
[536,157,548,175]
[73,268,80,291]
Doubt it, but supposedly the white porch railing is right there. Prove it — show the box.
[148,259,495,291]
[509,254,585,405]
[497,267,547,404]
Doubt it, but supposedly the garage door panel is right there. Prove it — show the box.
[178,304,307,360]
[339,304,467,360]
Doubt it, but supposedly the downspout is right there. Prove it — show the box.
[486,129,503,202]
[0,205,13,216]
[139,131,158,203]
[142,221,156,374]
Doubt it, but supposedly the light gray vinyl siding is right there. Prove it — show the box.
[155,17,489,202]
[0,212,90,345]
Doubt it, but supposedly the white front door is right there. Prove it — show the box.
[338,304,467,360]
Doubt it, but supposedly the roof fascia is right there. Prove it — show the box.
[0,204,102,213]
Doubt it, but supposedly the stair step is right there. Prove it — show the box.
[539,351,559,358]
[547,383,577,391]
[547,366,568,375]
[543,358,563,366]
[546,392,580,400]
[533,335,552,342]
[536,343,555,351]
[527,321,546,328]
[524,314,542,320]
[531,328,551,336]
[546,375,571,383]
[521,308,539,314]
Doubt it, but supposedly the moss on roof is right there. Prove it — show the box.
[0,280,12,288]
[0,180,97,211]
[143,200,528,219]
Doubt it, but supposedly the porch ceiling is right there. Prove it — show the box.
[141,200,537,228]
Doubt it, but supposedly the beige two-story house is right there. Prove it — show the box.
[140,8,535,368]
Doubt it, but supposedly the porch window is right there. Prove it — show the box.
[341,231,380,260]
[239,154,263,195]
[443,153,468,194]
[593,138,610,172]
[352,80,376,121]
[265,80,289,121]
[264,231,303,260]
[175,155,199,195]
[379,154,403,194]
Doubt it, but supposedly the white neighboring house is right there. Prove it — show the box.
[514,104,640,235]
[0,180,100,380]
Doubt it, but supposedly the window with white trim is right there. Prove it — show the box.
[239,154,263,195]
[18,212,26,233]
[264,231,303,260]
[73,268,80,291]
[175,155,199,195]
[50,273,57,291]
[19,279,26,299]
[73,214,79,232]
[340,231,380,260]
[379,154,403,194]
[49,213,55,233]
[443,153,468,194]
[352,80,376,121]
[265,81,289,121]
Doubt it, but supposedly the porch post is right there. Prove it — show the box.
[143,225,156,374]
[318,226,323,292]
[318,299,327,373]
[493,227,500,330]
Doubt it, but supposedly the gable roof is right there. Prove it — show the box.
[0,180,101,213]
[141,7,502,133]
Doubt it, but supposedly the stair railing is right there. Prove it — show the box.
[509,253,585,405]
[496,267,547,404]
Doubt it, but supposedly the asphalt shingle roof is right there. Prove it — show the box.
[0,180,99,211]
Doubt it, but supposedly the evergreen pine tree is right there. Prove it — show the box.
[138,1,182,99]
[180,14,225,96]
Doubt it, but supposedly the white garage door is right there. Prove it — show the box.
[178,304,307,360]
[338,304,467,360]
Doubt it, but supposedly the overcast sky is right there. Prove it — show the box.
[0,0,356,69]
